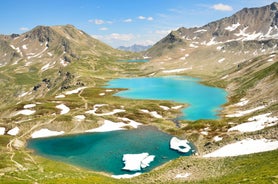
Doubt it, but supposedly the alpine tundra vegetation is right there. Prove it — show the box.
[0,1,277,184]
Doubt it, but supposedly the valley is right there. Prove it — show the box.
[0,2,277,184]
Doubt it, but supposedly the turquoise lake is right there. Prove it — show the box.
[27,126,195,176]
[106,76,227,120]
[28,76,226,176]
[117,59,149,62]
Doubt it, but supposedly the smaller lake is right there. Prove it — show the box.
[117,59,149,62]
[27,126,195,176]
[106,76,227,120]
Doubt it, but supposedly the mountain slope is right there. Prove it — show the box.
[144,2,278,76]
[0,25,130,106]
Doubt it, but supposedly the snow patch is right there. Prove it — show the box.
[60,58,68,66]
[226,105,266,117]
[217,58,225,63]
[221,75,229,79]
[56,104,70,114]
[170,137,191,153]
[55,94,65,98]
[24,104,36,109]
[112,173,141,179]
[118,117,142,128]
[175,173,191,179]
[22,44,28,50]
[27,42,48,59]
[225,23,240,31]
[162,67,192,73]
[194,29,207,33]
[0,127,5,135]
[172,105,183,110]
[64,87,86,95]
[17,109,36,115]
[233,98,249,107]
[7,127,20,136]
[140,109,162,118]
[189,43,198,48]
[228,113,278,133]
[74,115,86,121]
[122,153,155,171]
[203,138,278,157]
[213,136,223,142]
[160,105,170,110]
[31,128,64,138]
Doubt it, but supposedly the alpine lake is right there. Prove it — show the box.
[28,74,227,177]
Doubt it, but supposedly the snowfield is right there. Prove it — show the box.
[228,113,278,132]
[203,138,278,157]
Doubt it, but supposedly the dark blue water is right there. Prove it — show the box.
[106,76,227,120]
[27,126,195,176]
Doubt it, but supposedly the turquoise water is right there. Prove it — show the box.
[27,126,195,175]
[106,76,227,120]
[117,59,149,62]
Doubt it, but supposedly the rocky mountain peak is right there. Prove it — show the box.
[24,26,57,42]
[270,2,278,10]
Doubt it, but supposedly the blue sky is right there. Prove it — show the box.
[0,0,274,47]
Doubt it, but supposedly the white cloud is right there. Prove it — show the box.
[138,16,153,21]
[124,18,132,23]
[138,16,146,20]
[88,19,112,25]
[20,27,29,31]
[99,27,108,31]
[94,19,105,25]
[212,3,233,11]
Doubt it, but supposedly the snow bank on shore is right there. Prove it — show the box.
[86,120,126,132]
[228,113,278,132]
[122,153,155,171]
[31,128,65,138]
[56,104,70,114]
[112,172,141,179]
[85,118,142,133]
[7,127,20,136]
[203,138,278,157]
[170,137,191,153]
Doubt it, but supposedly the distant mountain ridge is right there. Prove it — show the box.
[118,44,152,52]
[144,2,278,76]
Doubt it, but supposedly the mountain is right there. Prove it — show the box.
[118,44,152,52]
[144,2,278,76]
[0,25,130,106]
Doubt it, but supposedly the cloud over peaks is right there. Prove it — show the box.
[212,3,233,11]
